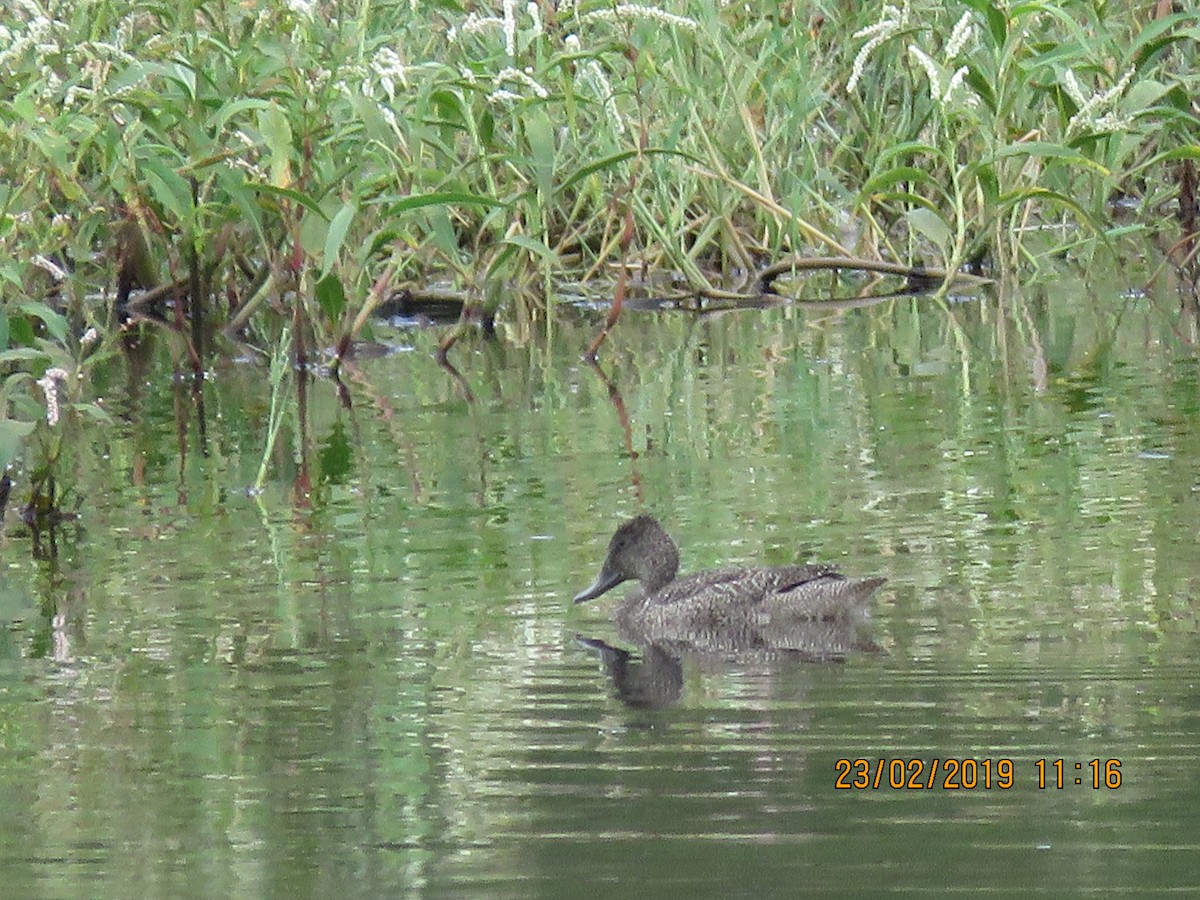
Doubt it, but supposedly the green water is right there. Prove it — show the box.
[2,266,1199,898]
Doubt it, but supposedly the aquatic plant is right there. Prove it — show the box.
[1,0,1197,507]
[841,0,1200,274]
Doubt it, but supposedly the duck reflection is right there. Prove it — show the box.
[578,615,882,710]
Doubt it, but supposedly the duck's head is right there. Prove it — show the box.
[574,514,680,603]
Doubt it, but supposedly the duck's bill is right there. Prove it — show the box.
[573,568,623,604]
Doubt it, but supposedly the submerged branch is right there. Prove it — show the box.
[754,255,993,294]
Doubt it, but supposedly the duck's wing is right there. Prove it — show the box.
[765,564,845,594]
[647,567,785,607]
[769,570,886,620]
[641,566,884,623]
[648,565,846,605]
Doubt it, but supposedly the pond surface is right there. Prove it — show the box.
[2,263,1200,897]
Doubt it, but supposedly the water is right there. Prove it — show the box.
[2,266,1199,897]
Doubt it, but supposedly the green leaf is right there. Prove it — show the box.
[322,201,357,277]
[372,191,507,215]
[365,227,406,257]
[485,243,520,280]
[905,207,952,251]
[963,68,997,114]
[1008,2,1046,22]
[258,103,294,188]
[1,417,36,471]
[349,94,399,143]
[996,186,1102,234]
[960,0,1007,47]
[16,302,68,343]
[209,97,273,135]
[872,191,942,212]
[316,273,346,322]
[216,167,267,245]
[8,316,34,348]
[502,233,559,265]
[430,89,469,128]
[524,108,556,201]
[253,183,328,219]
[862,166,940,196]
[991,142,1112,176]
[139,155,194,225]
[166,61,198,103]
[1124,79,1172,116]
[0,348,48,366]
[299,205,327,261]
[479,108,495,149]
[876,141,942,168]
[557,148,703,194]
[107,60,158,94]
[73,403,113,425]
[428,207,458,257]
[1123,143,1200,178]
[0,305,8,351]
[1131,16,1199,71]
[972,163,1000,207]
[1135,145,1200,168]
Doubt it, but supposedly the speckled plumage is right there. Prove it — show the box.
[574,515,885,648]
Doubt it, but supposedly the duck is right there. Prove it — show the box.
[573,515,885,643]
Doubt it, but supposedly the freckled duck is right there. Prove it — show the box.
[573,515,886,637]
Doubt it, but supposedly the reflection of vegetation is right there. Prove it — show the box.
[0,274,1197,893]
